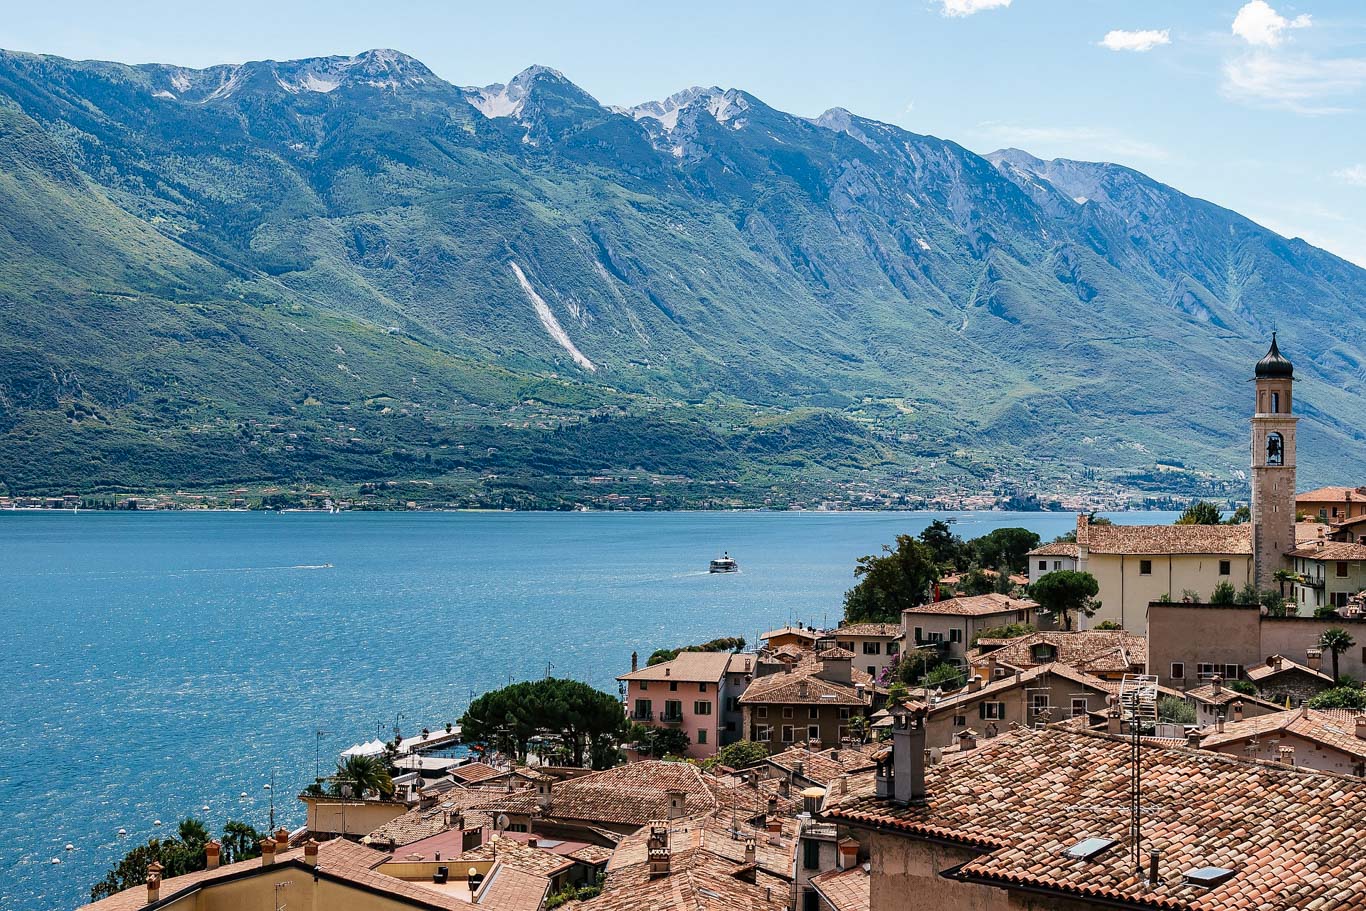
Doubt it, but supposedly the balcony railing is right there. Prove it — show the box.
[631,710,654,722]
[660,711,685,724]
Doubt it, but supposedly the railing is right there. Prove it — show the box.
[631,710,654,722]
[660,711,685,724]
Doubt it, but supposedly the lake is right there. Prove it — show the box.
[0,509,1176,909]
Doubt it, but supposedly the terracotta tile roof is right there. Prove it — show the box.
[1028,541,1081,557]
[725,652,758,674]
[761,626,821,641]
[1299,521,1337,541]
[739,666,868,707]
[764,742,880,786]
[817,646,858,659]
[903,593,1037,618]
[81,839,478,911]
[618,651,732,682]
[828,725,1366,911]
[1083,523,1253,556]
[368,788,507,846]
[568,844,615,865]
[1299,486,1366,501]
[1199,707,1366,760]
[926,663,1113,717]
[458,835,576,877]
[581,818,792,911]
[970,630,1146,676]
[830,623,900,638]
[451,761,513,784]
[476,760,717,827]
[1289,541,1366,561]
[1245,656,1334,686]
[475,863,552,911]
[811,864,871,911]
[1183,684,1284,711]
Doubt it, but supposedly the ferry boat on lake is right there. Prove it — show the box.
[708,552,739,574]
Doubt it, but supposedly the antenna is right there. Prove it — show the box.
[315,729,333,782]
[1118,673,1158,874]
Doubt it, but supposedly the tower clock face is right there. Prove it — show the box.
[1266,432,1284,466]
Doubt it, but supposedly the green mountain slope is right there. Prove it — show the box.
[1,49,1363,504]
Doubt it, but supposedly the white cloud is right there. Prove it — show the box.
[977,123,1168,162]
[1222,52,1366,113]
[1335,164,1366,186]
[939,0,1011,18]
[1231,1,1312,47]
[1100,29,1171,53]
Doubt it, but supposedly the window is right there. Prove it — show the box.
[1224,664,1241,679]
[1270,391,1280,413]
[953,715,966,727]
[808,725,820,742]
[914,626,924,643]
[808,706,819,720]
[863,642,881,655]
[1196,662,1217,679]
[1053,560,1062,571]
[697,729,707,745]
[1039,560,1048,571]
[1030,694,1049,713]
[1170,662,1185,679]
[887,642,900,656]
[507,823,528,833]
[694,700,712,715]
[698,682,708,693]
[663,700,683,722]
[640,681,649,690]
[803,839,822,870]
[979,702,1006,720]
[1139,560,1153,576]
[669,681,678,692]
[839,707,851,720]
[1338,562,1350,578]
[756,724,770,742]
[949,629,963,644]
[726,697,740,713]
[1219,560,1231,576]
[782,725,795,743]
[756,706,768,719]
[1335,592,1350,608]
[927,632,944,643]
[1031,644,1057,663]
[867,666,876,676]
[783,707,794,719]
[838,641,854,652]
[633,699,652,721]
[803,887,820,911]
[1071,697,1088,717]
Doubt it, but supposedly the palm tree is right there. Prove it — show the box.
[1320,627,1356,683]
[334,754,395,799]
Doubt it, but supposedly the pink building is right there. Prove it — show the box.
[618,652,735,759]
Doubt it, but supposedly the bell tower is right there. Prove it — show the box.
[1251,334,1296,591]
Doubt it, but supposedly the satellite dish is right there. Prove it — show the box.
[495,814,509,832]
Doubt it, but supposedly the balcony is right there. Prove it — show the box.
[660,711,685,725]
[630,709,654,722]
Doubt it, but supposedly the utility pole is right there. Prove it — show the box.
[315,729,332,782]
[545,661,554,679]
[266,771,276,831]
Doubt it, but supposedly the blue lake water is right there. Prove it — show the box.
[0,509,1176,909]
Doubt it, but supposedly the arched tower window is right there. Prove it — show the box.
[1266,432,1284,466]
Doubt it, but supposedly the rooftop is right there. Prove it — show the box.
[828,725,1366,911]
[739,655,874,707]
[1245,655,1334,685]
[1289,541,1366,562]
[810,864,871,911]
[969,630,1146,676]
[475,760,716,827]
[829,622,900,638]
[618,651,733,683]
[760,625,821,641]
[924,663,1113,716]
[1298,486,1366,502]
[1199,707,1366,761]
[764,742,880,786]
[903,593,1037,618]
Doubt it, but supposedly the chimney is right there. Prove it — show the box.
[766,795,778,818]
[303,838,319,867]
[801,786,825,816]
[1186,729,1202,748]
[667,788,687,820]
[1232,700,1244,723]
[647,824,670,878]
[1211,674,1222,696]
[793,759,806,780]
[1307,648,1323,672]
[1106,694,1122,735]
[537,776,553,812]
[892,704,928,805]
[274,827,290,850]
[830,748,840,761]
[967,674,982,693]
[987,655,998,679]
[1148,849,1161,886]
[259,838,277,867]
[1271,655,1284,671]
[779,776,790,798]
[1279,745,1295,765]
[527,836,538,849]
[146,861,163,905]
[631,651,638,673]
[204,839,221,871]
[744,837,756,866]
[1357,715,1366,741]
[797,679,809,699]
[957,729,977,751]
[1216,712,1226,733]
[837,837,860,871]
[766,816,783,834]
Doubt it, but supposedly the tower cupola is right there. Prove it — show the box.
[1255,333,1293,379]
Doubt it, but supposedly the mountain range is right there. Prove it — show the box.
[1,48,1363,506]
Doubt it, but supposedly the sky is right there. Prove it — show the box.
[5,0,1366,265]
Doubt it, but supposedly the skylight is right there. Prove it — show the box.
[1063,837,1117,860]
[1184,866,1236,888]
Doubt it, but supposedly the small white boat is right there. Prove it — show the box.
[708,552,739,574]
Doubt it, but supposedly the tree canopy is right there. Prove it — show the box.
[843,534,940,624]
[91,818,263,901]
[648,636,745,667]
[1320,627,1357,682]
[459,678,628,768]
[971,527,1041,574]
[707,739,770,770]
[1308,685,1366,710]
[1029,570,1100,631]
[1176,501,1222,525]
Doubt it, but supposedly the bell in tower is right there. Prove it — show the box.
[1251,334,1296,591]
